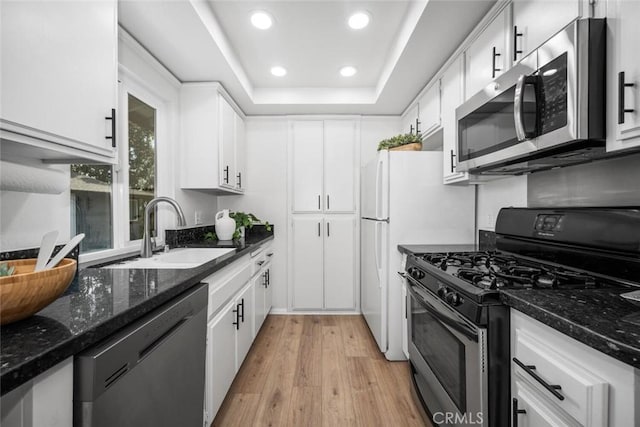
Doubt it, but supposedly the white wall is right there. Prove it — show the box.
[217,118,289,310]
[476,176,528,231]
[360,116,402,167]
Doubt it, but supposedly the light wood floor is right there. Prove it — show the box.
[212,315,431,427]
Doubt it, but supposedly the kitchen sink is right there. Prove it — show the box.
[104,248,235,269]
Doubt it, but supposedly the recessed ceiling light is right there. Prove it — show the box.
[348,12,370,30]
[271,66,287,77]
[251,11,273,30]
[340,66,357,77]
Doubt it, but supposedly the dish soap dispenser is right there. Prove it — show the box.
[215,210,235,240]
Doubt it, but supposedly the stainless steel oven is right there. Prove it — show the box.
[407,275,488,426]
[455,18,605,175]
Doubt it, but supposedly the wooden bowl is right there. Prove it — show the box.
[0,258,77,325]
[389,142,422,151]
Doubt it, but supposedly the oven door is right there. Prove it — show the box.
[407,278,487,427]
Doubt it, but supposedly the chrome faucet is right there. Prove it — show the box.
[140,197,187,258]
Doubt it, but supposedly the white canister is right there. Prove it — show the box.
[215,209,236,240]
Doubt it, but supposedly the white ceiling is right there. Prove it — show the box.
[119,0,496,116]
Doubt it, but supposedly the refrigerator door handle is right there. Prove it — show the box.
[374,221,383,288]
[375,156,384,219]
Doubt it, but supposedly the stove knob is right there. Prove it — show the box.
[445,292,462,306]
[409,267,424,280]
[437,286,448,298]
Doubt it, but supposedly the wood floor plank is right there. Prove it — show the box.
[286,386,322,427]
[294,316,322,387]
[252,316,303,426]
[211,393,260,427]
[321,325,356,427]
[231,315,287,394]
[212,315,429,427]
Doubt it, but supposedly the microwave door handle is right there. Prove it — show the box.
[514,75,538,141]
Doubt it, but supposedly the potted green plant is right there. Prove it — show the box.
[377,133,422,151]
[229,212,272,239]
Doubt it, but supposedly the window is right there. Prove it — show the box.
[71,87,160,255]
[127,94,156,242]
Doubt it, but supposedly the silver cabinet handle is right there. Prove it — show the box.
[317,195,321,210]
[317,222,321,236]
[327,222,330,237]
[326,194,330,210]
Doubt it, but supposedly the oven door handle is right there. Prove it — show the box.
[407,280,479,342]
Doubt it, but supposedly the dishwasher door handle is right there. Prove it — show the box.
[138,316,191,361]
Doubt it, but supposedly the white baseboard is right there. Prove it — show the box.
[268,308,361,316]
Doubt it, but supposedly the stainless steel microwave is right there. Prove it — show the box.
[456,18,606,175]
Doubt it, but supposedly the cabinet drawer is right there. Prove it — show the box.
[204,258,251,319]
[513,328,608,426]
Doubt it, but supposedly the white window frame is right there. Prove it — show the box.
[79,70,173,264]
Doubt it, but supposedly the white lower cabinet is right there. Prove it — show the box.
[0,358,73,427]
[511,310,640,427]
[291,216,356,311]
[203,255,261,425]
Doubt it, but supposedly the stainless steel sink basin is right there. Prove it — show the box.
[104,248,235,269]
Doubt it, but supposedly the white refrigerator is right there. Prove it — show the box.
[361,150,475,360]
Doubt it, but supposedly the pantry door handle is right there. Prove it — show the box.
[105,108,116,148]
[327,222,330,237]
[513,26,523,61]
[512,398,526,427]
[318,195,321,210]
[317,222,321,237]
[513,357,564,400]
[326,195,330,210]
[618,71,635,124]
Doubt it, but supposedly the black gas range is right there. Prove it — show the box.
[404,207,640,427]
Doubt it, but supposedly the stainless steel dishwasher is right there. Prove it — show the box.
[74,283,208,427]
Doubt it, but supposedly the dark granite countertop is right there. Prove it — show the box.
[0,233,273,395]
[501,288,640,369]
[398,243,640,369]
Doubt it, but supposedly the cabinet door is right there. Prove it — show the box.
[324,120,356,213]
[264,266,272,317]
[236,282,254,367]
[324,216,356,310]
[608,0,640,151]
[205,301,237,424]
[465,7,509,99]
[234,112,246,191]
[513,0,580,63]
[402,104,419,135]
[253,272,266,335]
[291,216,324,309]
[291,121,324,213]
[513,379,576,427]
[219,96,236,190]
[418,82,441,137]
[1,0,117,158]
[441,56,470,184]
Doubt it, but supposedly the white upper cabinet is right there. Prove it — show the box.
[418,81,441,138]
[219,97,237,191]
[465,6,510,100]
[607,0,640,152]
[290,120,358,213]
[402,104,419,136]
[0,0,117,163]
[180,83,245,194]
[512,0,581,64]
[291,121,324,212]
[323,120,357,213]
[441,56,470,185]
